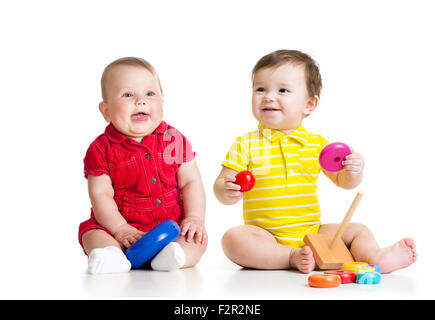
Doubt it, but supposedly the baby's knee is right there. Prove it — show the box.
[222,226,241,247]
[184,239,208,268]
[348,222,370,233]
[221,226,247,253]
[81,229,120,255]
[345,223,373,241]
[193,237,209,260]
[222,225,269,255]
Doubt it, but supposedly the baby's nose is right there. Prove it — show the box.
[136,97,147,105]
[263,93,275,101]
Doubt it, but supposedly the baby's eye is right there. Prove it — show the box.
[145,91,155,97]
[256,87,265,92]
[279,88,290,93]
[122,92,133,98]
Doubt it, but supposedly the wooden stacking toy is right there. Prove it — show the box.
[308,262,382,288]
[304,191,364,269]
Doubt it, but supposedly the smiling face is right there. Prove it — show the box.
[99,64,163,142]
[252,63,318,133]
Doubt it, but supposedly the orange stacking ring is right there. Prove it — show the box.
[308,274,341,288]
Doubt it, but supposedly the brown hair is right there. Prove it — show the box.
[100,57,163,100]
[252,49,322,98]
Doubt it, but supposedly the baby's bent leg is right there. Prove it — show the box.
[177,234,208,268]
[82,229,121,255]
[318,223,417,273]
[81,229,131,274]
[319,223,379,263]
[150,242,186,271]
[151,234,208,271]
[221,225,314,272]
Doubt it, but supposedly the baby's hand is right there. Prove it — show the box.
[180,217,207,244]
[342,147,364,177]
[113,223,145,249]
[223,174,244,201]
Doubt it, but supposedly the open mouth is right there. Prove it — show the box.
[131,112,149,121]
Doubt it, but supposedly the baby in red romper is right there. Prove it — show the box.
[78,57,207,273]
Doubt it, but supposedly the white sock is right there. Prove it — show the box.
[87,246,131,275]
[150,242,186,271]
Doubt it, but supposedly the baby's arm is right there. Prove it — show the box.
[87,174,144,248]
[214,166,244,205]
[176,160,207,244]
[323,147,364,189]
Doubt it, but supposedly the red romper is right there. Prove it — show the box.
[78,121,195,253]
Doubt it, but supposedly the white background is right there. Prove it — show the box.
[0,0,434,299]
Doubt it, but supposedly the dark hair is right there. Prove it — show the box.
[252,49,322,97]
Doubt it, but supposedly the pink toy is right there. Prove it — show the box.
[319,142,352,172]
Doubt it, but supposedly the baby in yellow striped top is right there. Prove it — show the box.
[214,49,417,274]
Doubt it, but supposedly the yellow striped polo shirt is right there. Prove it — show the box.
[222,123,329,248]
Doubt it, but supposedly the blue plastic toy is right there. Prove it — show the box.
[125,220,180,269]
[365,264,382,273]
[356,271,382,284]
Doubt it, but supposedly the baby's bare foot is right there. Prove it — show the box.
[372,238,417,274]
[289,246,315,274]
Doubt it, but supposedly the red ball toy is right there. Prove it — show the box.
[235,171,256,192]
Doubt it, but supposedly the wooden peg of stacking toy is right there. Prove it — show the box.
[304,190,364,269]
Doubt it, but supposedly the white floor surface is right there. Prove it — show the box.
[1,244,432,300]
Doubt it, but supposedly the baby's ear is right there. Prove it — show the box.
[99,101,111,122]
[304,95,319,116]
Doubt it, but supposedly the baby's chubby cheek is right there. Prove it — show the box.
[150,105,164,124]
